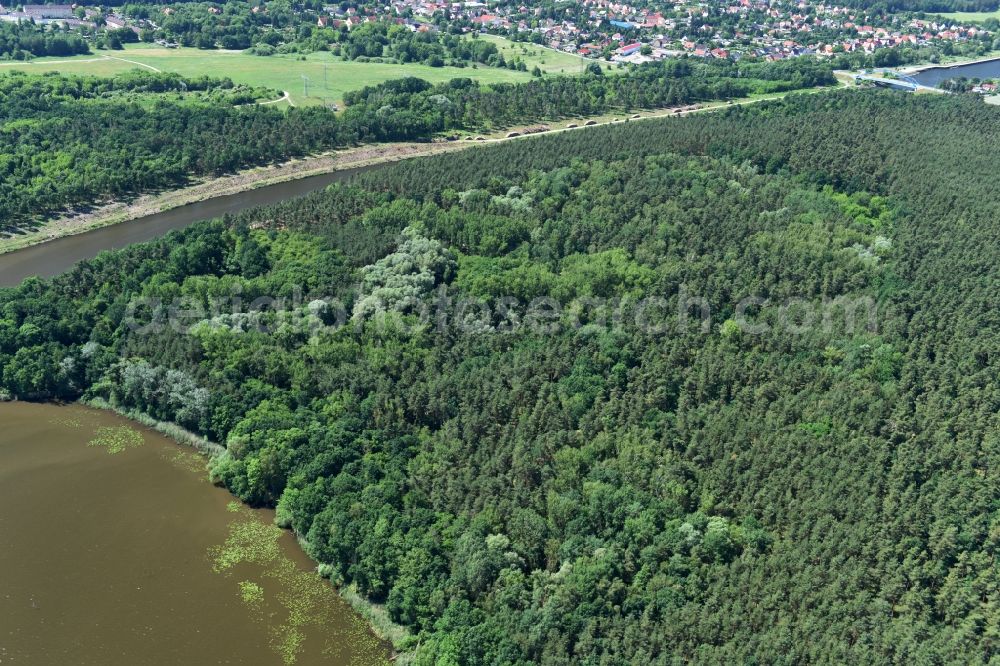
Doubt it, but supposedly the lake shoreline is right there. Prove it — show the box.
[81,396,414,663]
[0,400,392,664]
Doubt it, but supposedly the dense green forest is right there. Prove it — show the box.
[325,22,501,68]
[0,22,90,59]
[847,0,999,12]
[0,72,340,228]
[2,89,998,663]
[119,3,501,64]
[122,0,269,50]
[0,59,830,231]
[342,58,836,129]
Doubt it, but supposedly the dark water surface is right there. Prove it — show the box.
[0,166,373,287]
[909,57,1000,87]
[0,402,388,666]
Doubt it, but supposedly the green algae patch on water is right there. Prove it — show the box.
[239,580,265,606]
[87,425,145,454]
[211,507,387,665]
[51,412,103,431]
[50,416,84,429]
[159,446,209,475]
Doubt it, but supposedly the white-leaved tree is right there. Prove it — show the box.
[352,226,456,323]
[113,359,210,431]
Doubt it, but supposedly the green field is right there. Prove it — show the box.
[934,9,1000,22]
[477,35,598,74]
[0,44,533,106]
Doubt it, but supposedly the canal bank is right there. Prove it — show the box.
[898,53,1000,87]
[0,84,845,287]
[0,143,464,257]
[0,162,373,286]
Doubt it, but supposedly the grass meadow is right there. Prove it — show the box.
[0,42,535,106]
[934,10,1000,22]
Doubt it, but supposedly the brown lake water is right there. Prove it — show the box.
[0,402,389,666]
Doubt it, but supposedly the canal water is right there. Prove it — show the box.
[0,402,388,665]
[0,165,375,288]
[908,57,1000,87]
